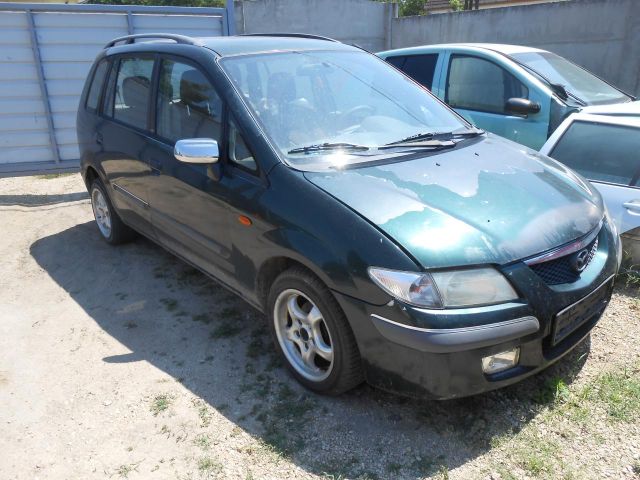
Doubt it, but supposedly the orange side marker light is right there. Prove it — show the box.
[238,215,252,226]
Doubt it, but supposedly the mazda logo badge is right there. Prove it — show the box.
[570,248,590,273]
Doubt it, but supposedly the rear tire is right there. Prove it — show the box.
[267,267,363,395]
[90,178,136,245]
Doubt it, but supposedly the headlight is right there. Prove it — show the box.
[368,267,518,308]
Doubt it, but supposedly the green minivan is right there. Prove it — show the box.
[378,44,634,150]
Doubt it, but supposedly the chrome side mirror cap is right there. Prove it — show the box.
[174,138,219,164]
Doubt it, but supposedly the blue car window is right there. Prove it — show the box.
[387,54,438,90]
[446,55,528,115]
[550,121,640,186]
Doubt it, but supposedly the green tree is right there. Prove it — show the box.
[86,0,225,7]
[398,0,428,16]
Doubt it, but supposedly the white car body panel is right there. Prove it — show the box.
[541,112,640,267]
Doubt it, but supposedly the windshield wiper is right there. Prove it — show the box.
[287,142,369,154]
[383,128,483,147]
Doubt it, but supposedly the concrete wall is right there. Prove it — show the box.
[391,0,640,96]
[234,0,395,52]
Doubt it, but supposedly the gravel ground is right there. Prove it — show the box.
[0,173,638,480]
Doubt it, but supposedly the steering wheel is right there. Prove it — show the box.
[339,105,376,130]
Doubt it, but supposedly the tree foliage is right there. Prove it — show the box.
[398,0,428,16]
[86,0,225,7]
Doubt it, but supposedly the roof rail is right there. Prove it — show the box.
[240,33,340,43]
[105,33,201,49]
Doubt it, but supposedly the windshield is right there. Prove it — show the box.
[511,51,631,105]
[220,50,468,168]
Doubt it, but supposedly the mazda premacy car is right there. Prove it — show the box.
[77,34,620,399]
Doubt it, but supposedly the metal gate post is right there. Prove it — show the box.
[225,0,235,35]
[26,9,61,164]
[126,10,134,35]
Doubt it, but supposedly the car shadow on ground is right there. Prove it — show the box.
[0,191,88,207]
[30,221,593,479]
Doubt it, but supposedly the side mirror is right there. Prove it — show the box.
[505,98,541,116]
[174,138,219,164]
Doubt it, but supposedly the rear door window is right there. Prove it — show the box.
[387,54,438,90]
[550,121,640,186]
[86,59,110,112]
[107,57,155,129]
[446,55,528,114]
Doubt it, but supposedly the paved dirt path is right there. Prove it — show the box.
[1,174,638,480]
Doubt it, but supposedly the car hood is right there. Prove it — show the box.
[304,135,603,269]
[581,99,640,116]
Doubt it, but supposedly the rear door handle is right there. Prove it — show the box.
[623,200,640,213]
[95,132,103,145]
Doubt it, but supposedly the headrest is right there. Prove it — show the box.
[180,68,212,107]
[267,72,296,103]
[122,76,150,108]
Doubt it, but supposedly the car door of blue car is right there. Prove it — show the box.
[440,52,550,149]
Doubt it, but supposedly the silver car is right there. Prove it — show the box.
[540,102,640,270]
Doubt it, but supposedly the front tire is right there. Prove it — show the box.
[90,178,136,245]
[267,267,363,395]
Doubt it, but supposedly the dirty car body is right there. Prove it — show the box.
[77,34,620,399]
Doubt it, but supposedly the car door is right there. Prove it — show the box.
[146,56,267,292]
[97,55,156,238]
[542,116,640,266]
[442,53,548,149]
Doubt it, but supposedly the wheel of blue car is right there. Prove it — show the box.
[89,178,136,245]
[268,267,363,395]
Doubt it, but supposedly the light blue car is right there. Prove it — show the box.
[378,44,635,150]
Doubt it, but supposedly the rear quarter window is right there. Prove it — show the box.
[550,121,640,186]
[86,59,110,112]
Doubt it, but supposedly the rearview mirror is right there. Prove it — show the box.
[174,138,219,164]
[505,98,541,116]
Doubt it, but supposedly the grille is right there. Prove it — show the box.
[529,237,599,285]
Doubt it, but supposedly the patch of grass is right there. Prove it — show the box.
[210,321,243,339]
[589,367,640,422]
[197,456,222,476]
[194,433,212,450]
[36,172,75,180]
[533,376,571,405]
[220,306,242,319]
[150,394,173,416]
[196,402,212,427]
[386,462,402,474]
[114,462,140,478]
[160,298,178,312]
[192,313,211,325]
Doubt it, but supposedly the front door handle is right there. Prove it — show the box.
[95,132,103,145]
[623,200,640,214]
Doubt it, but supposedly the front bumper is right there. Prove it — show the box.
[335,221,619,399]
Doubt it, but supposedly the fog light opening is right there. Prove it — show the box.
[482,348,520,374]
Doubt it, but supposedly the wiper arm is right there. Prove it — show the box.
[379,139,456,150]
[287,142,369,154]
[383,128,482,147]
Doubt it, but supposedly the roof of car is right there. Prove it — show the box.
[378,43,547,57]
[105,34,358,57]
